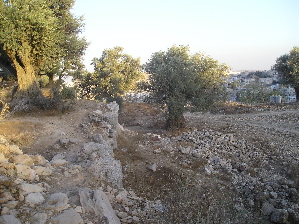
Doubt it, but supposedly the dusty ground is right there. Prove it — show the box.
[0,100,298,223]
[117,102,299,223]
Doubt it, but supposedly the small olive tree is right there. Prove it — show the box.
[272,46,299,99]
[79,47,145,105]
[144,45,229,129]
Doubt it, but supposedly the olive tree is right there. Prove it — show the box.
[0,0,87,108]
[272,46,299,99]
[144,45,229,129]
[79,46,145,105]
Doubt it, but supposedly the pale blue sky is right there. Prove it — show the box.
[72,0,299,71]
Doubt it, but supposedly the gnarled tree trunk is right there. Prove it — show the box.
[7,48,43,110]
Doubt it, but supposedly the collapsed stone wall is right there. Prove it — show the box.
[0,102,158,224]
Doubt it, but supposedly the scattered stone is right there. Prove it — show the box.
[44,192,69,212]
[25,192,45,206]
[33,166,53,176]
[204,166,212,175]
[19,183,44,195]
[117,211,128,219]
[147,163,157,172]
[87,157,123,188]
[8,145,23,155]
[92,134,104,144]
[115,190,128,203]
[11,154,33,166]
[0,153,8,163]
[30,155,48,166]
[0,207,9,216]
[32,213,47,224]
[0,215,21,224]
[79,188,121,224]
[0,192,14,204]
[15,164,36,181]
[49,208,83,224]
[59,138,70,147]
[179,146,191,154]
[51,159,68,167]
[3,200,18,209]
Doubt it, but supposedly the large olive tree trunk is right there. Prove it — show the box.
[166,99,186,130]
[7,48,44,110]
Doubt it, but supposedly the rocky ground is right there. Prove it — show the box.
[0,100,298,223]
[117,102,299,223]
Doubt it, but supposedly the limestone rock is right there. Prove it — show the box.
[83,142,112,158]
[0,135,8,144]
[51,159,68,167]
[8,145,23,155]
[49,209,83,224]
[12,154,33,166]
[0,161,15,176]
[147,163,157,172]
[0,215,21,224]
[25,192,45,206]
[0,192,14,204]
[79,188,121,224]
[30,155,48,166]
[179,146,191,154]
[44,192,69,212]
[92,134,105,144]
[115,190,128,203]
[2,200,18,209]
[87,157,123,188]
[59,138,70,147]
[33,166,53,176]
[0,153,8,163]
[19,183,44,195]
[15,164,36,181]
[32,213,47,224]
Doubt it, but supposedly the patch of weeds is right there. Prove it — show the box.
[115,131,146,164]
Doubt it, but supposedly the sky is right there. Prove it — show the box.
[72,0,299,71]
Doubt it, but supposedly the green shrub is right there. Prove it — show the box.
[60,86,76,99]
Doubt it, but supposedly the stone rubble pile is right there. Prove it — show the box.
[149,129,299,223]
[0,102,159,224]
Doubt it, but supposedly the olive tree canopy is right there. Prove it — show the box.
[272,46,299,99]
[0,0,87,106]
[144,45,229,129]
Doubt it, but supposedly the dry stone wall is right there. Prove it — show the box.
[0,102,158,224]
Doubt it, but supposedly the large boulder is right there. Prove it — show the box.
[79,188,121,224]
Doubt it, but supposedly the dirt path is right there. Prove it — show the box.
[0,100,99,159]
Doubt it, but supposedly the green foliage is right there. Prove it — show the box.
[237,82,282,103]
[60,85,76,99]
[144,45,229,129]
[272,46,299,98]
[78,47,145,104]
[38,75,49,88]
[0,0,62,69]
[0,0,87,102]
[42,0,88,80]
